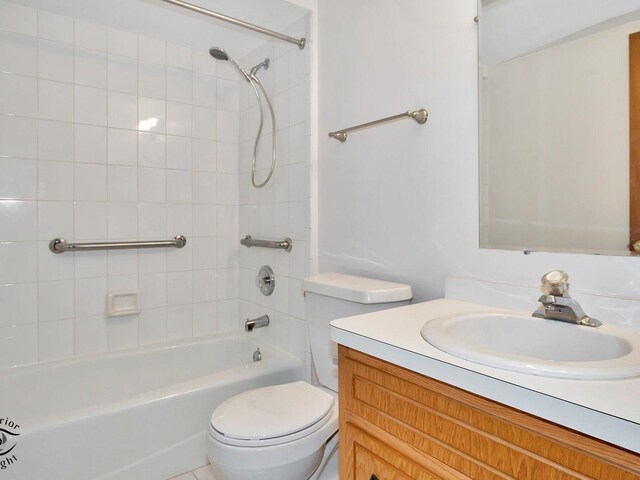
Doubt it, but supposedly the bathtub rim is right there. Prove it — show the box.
[1,332,305,433]
[0,332,281,379]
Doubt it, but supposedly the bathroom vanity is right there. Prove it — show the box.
[331,299,640,479]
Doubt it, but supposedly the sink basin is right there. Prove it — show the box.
[421,313,640,379]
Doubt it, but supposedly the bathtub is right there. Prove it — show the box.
[0,333,305,480]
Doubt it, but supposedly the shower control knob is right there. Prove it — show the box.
[256,265,275,296]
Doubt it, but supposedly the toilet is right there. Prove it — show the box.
[206,272,413,480]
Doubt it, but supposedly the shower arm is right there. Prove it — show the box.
[160,0,306,49]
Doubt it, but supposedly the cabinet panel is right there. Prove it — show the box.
[339,346,640,480]
[346,423,458,480]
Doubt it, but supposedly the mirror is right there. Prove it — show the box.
[479,0,640,255]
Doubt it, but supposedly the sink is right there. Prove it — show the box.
[421,313,640,379]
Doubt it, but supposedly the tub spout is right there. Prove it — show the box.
[245,315,270,332]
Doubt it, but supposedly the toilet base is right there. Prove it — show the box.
[208,447,325,480]
[208,435,339,480]
[309,432,339,480]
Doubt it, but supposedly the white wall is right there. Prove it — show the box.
[0,0,243,368]
[481,0,640,66]
[0,0,313,371]
[482,17,637,252]
[7,0,308,58]
[237,16,312,364]
[317,0,640,308]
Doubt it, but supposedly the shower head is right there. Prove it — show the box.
[209,47,229,61]
[209,47,251,81]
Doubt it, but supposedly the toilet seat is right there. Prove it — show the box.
[206,401,339,480]
[210,381,336,447]
[209,409,333,447]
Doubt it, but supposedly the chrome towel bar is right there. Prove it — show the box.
[328,108,429,143]
[240,235,292,252]
[159,0,306,49]
[49,235,187,254]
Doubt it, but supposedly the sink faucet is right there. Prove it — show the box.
[532,271,602,327]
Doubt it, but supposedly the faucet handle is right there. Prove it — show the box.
[541,270,569,296]
[538,294,555,305]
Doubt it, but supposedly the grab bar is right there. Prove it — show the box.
[328,108,429,142]
[240,235,292,252]
[49,235,187,254]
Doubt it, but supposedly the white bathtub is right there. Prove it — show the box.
[0,333,305,480]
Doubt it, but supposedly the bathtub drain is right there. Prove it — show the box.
[253,348,262,362]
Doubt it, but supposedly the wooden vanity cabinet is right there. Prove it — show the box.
[338,346,640,480]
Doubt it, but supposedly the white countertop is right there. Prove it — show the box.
[330,298,640,453]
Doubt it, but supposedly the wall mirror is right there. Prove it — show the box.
[479,0,640,255]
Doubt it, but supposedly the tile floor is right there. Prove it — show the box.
[170,463,218,480]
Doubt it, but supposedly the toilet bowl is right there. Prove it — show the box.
[206,381,339,480]
[206,273,413,480]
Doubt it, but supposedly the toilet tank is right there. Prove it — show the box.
[303,273,413,392]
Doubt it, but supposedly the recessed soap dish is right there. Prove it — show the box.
[107,290,141,317]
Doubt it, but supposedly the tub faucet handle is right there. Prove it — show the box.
[255,265,275,296]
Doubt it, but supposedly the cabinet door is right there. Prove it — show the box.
[339,346,640,480]
[344,423,465,480]
[354,442,414,480]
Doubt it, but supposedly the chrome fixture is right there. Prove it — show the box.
[253,348,262,362]
[160,0,306,49]
[240,235,293,252]
[256,265,275,296]
[247,65,276,188]
[532,271,602,327]
[49,235,187,254]
[328,108,429,143]
[250,58,270,77]
[209,48,277,188]
[209,47,251,81]
[245,315,270,332]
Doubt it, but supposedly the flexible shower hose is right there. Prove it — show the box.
[247,75,277,188]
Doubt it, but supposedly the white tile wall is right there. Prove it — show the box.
[0,1,246,369]
[237,15,312,365]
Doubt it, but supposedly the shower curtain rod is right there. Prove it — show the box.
[159,0,306,49]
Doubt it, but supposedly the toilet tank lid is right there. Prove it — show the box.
[303,273,413,304]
